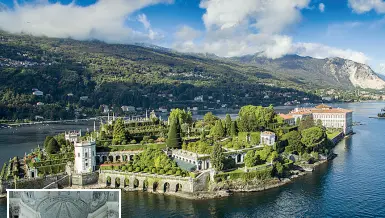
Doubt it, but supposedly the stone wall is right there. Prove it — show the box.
[0,174,70,193]
[71,172,99,186]
[99,170,198,193]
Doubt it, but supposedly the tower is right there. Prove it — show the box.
[74,139,96,174]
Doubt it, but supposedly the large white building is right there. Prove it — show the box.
[74,140,96,174]
[288,104,353,134]
[260,131,276,146]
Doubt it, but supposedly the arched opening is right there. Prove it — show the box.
[115,177,120,188]
[143,180,148,191]
[176,184,182,192]
[153,182,159,192]
[102,156,107,163]
[123,155,128,162]
[163,182,170,192]
[129,155,134,161]
[237,154,242,163]
[133,179,139,188]
[106,176,111,187]
[116,156,121,162]
[108,156,113,162]
[124,178,129,188]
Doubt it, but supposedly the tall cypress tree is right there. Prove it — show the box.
[211,143,224,171]
[166,118,182,148]
[230,121,238,137]
[112,118,126,145]
[225,114,232,136]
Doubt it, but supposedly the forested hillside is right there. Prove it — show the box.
[0,31,320,120]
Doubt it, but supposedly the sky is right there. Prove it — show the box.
[1,0,385,73]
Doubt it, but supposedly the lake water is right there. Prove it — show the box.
[1,102,385,217]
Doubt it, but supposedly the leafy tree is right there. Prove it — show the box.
[112,118,126,145]
[169,108,192,124]
[282,131,304,154]
[225,114,232,136]
[210,120,225,139]
[268,151,279,165]
[298,116,315,131]
[46,138,60,154]
[203,112,218,126]
[166,118,182,148]
[301,126,326,152]
[257,145,273,161]
[43,136,54,149]
[245,150,256,167]
[316,119,323,127]
[274,162,284,177]
[210,143,224,171]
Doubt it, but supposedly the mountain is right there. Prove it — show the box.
[0,31,321,120]
[232,54,385,90]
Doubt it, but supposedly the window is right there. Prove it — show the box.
[78,153,80,157]
[86,162,88,167]
[85,152,88,158]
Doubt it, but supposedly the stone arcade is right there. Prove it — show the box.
[8,190,119,218]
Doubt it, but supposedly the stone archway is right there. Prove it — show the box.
[153,182,159,192]
[123,155,128,162]
[143,180,149,191]
[124,178,129,188]
[133,179,139,188]
[176,183,182,192]
[106,176,111,187]
[163,182,170,192]
[115,177,120,188]
[129,155,134,161]
[237,154,242,163]
[108,156,113,162]
[102,156,107,163]
[115,156,121,162]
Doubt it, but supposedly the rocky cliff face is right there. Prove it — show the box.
[326,58,385,89]
[233,55,385,90]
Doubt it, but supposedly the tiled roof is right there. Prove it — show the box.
[262,131,275,135]
[278,114,294,119]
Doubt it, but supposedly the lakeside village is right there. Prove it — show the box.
[0,104,353,199]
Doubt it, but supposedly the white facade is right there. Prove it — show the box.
[74,140,96,174]
[312,111,353,134]
[65,131,81,143]
[260,131,276,146]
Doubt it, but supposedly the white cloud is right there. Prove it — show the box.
[348,0,385,13]
[174,25,202,41]
[172,0,370,65]
[199,0,310,34]
[292,42,369,64]
[319,3,325,12]
[0,0,172,43]
[137,14,151,30]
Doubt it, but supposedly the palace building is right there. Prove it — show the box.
[285,104,353,134]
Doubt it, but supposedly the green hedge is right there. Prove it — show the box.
[215,167,273,182]
[108,143,166,152]
[0,163,6,180]
[37,164,66,175]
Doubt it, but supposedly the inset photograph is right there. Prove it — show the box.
[7,189,120,218]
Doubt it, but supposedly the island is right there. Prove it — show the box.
[0,104,352,199]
